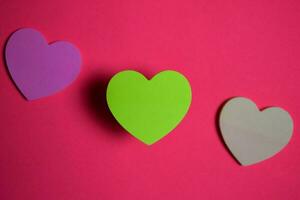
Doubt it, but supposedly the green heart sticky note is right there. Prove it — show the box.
[106,70,192,145]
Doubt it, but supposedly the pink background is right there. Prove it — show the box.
[1,0,300,199]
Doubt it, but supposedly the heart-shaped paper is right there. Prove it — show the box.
[106,70,192,145]
[219,97,293,166]
[5,28,81,100]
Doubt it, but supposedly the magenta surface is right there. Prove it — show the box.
[1,1,300,200]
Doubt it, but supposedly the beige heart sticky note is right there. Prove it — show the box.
[219,97,293,166]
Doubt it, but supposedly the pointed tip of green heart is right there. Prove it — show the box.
[136,133,168,145]
[106,70,192,145]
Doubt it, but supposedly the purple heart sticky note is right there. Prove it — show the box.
[5,28,81,100]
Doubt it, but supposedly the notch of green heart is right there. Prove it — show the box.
[106,70,192,145]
